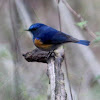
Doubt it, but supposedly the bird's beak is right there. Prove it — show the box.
[24,29,29,31]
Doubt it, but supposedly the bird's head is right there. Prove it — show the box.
[25,23,45,34]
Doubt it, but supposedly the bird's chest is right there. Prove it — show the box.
[34,38,53,51]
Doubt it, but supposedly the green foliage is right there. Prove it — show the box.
[0,81,14,100]
[20,83,47,100]
[96,32,100,36]
[0,50,9,58]
[76,21,87,28]
[93,36,100,43]
[92,32,100,44]
[0,81,4,87]
[34,95,47,100]
[20,83,32,100]
[0,46,12,59]
[4,84,13,100]
[90,83,100,100]
[94,75,100,82]
[18,74,48,100]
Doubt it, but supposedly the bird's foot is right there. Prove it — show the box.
[47,51,56,60]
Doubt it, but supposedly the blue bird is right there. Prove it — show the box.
[25,23,90,51]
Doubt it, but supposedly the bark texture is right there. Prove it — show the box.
[23,48,67,100]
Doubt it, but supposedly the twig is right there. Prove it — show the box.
[62,0,97,39]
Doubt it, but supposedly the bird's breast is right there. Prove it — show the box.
[34,38,53,51]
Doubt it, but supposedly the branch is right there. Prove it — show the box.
[23,49,50,63]
[23,47,67,100]
[47,59,56,100]
[62,0,97,39]
[55,56,67,100]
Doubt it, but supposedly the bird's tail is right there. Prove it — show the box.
[76,40,90,46]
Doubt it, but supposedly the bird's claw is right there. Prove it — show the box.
[46,51,56,60]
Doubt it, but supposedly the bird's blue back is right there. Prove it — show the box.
[31,24,75,44]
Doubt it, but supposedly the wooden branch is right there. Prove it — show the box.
[23,49,50,63]
[55,57,67,100]
[23,48,67,100]
[47,59,56,100]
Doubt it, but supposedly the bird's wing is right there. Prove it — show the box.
[35,25,78,44]
[51,31,78,44]
[38,30,78,44]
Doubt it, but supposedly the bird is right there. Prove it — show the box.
[25,23,90,52]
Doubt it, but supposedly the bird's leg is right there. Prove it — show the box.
[47,50,55,60]
[47,51,52,58]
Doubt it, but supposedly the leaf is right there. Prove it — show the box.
[76,21,87,28]
[96,32,100,36]
[93,36,100,43]
[94,75,100,81]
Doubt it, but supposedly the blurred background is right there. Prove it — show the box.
[0,0,100,100]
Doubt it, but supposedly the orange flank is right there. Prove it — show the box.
[34,39,52,50]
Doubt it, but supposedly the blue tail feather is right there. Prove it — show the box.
[77,40,90,46]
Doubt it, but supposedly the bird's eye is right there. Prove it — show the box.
[33,28,37,30]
